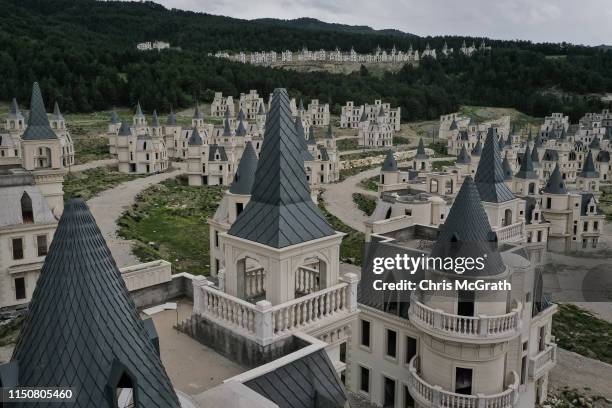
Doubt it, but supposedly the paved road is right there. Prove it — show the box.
[69,158,117,173]
[87,169,182,267]
[550,348,612,400]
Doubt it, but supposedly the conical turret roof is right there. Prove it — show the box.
[9,97,24,119]
[306,126,316,145]
[502,153,513,181]
[430,176,505,276]
[530,143,540,165]
[117,120,131,137]
[236,119,247,137]
[382,150,398,171]
[543,163,567,194]
[325,123,334,139]
[109,110,120,124]
[21,82,57,141]
[10,199,180,407]
[237,108,246,121]
[52,102,63,120]
[589,137,600,150]
[579,150,599,178]
[135,101,144,117]
[166,109,177,126]
[151,109,160,127]
[474,128,515,203]
[471,140,482,156]
[414,138,428,160]
[257,103,265,115]
[229,141,258,195]
[223,117,232,136]
[515,146,538,179]
[294,117,314,162]
[187,127,203,146]
[227,89,335,248]
[193,102,203,119]
[456,145,471,164]
[359,110,368,122]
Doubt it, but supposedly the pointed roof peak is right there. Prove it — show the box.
[187,127,203,146]
[166,108,177,126]
[193,102,203,119]
[236,119,247,136]
[22,82,57,141]
[223,117,232,136]
[515,146,537,179]
[237,108,246,121]
[589,137,600,149]
[325,123,334,139]
[135,100,144,117]
[52,101,63,119]
[227,88,335,248]
[118,120,131,136]
[471,139,482,156]
[579,150,599,178]
[415,137,428,159]
[431,176,505,276]
[257,103,265,115]
[456,144,471,164]
[229,141,258,195]
[306,126,316,145]
[382,150,398,171]
[502,153,513,181]
[224,108,231,118]
[151,109,160,127]
[109,110,120,124]
[9,97,22,117]
[10,199,180,406]
[473,127,515,203]
[543,163,567,194]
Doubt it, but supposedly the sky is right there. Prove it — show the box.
[139,0,612,46]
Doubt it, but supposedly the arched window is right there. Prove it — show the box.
[21,192,33,223]
[430,179,438,193]
[503,209,513,227]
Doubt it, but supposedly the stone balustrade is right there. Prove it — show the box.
[295,266,320,294]
[245,267,265,299]
[409,298,521,341]
[528,343,557,379]
[408,356,519,408]
[495,221,524,243]
[193,273,359,346]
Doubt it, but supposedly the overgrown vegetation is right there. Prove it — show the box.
[392,136,411,145]
[552,303,612,364]
[352,193,377,216]
[340,164,379,180]
[63,167,142,201]
[428,141,449,156]
[117,177,224,275]
[598,189,612,221]
[432,160,456,171]
[359,176,379,192]
[318,198,364,266]
[337,138,359,151]
[341,150,386,161]
[541,388,610,408]
[0,316,24,347]
[0,0,610,121]
[73,137,111,164]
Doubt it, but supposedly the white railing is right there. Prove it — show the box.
[270,283,348,336]
[495,222,524,243]
[529,343,557,379]
[409,298,521,340]
[295,266,320,294]
[193,273,359,346]
[245,267,265,299]
[408,356,519,408]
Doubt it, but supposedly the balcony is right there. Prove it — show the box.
[494,221,524,243]
[192,273,359,346]
[528,343,557,379]
[408,356,519,408]
[409,298,521,343]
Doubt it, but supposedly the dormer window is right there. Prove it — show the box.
[21,192,34,223]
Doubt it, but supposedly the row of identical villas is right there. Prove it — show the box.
[1,86,609,407]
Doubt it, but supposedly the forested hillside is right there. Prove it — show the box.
[0,0,610,121]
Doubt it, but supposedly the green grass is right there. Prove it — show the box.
[0,316,24,347]
[341,150,386,161]
[73,136,111,164]
[63,166,142,201]
[337,138,359,151]
[352,193,377,216]
[117,177,225,275]
[359,175,379,192]
[552,303,612,364]
[392,136,411,145]
[432,160,456,171]
[428,141,449,157]
[318,198,364,266]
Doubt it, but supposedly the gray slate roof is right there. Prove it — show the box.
[306,126,316,145]
[10,199,180,407]
[117,120,131,136]
[187,127,203,146]
[578,150,599,178]
[52,102,63,120]
[167,110,177,126]
[151,110,160,127]
[135,101,144,117]
[515,146,538,179]
[208,144,228,161]
[501,153,513,181]
[237,108,246,121]
[236,119,247,137]
[21,82,58,141]
[229,141,258,195]
[359,110,368,122]
[589,137,600,149]
[474,128,515,203]
[109,111,120,124]
[534,133,543,148]
[471,140,482,156]
[414,138,428,160]
[318,146,330,161]
[449,119,458,130]
[456,145,471,164]
[227,88,335,248]
[430,176,505,276]
[597,150,610,163]
[580,193,603,216]
[9,98,24,119]
[223,118,232,136]
[193,103,203,119]
[325,123,334,139]
[543,164,567,194]
[381,150,398,171]
[257,103,265,115]
[542,149,558,161]
[244,348,346,408]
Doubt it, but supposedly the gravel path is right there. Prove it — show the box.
[550,348,612,400]
[87,169,182,267]
[69,158,117,173]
